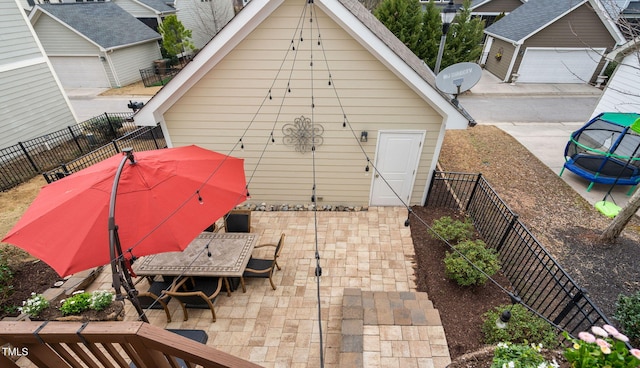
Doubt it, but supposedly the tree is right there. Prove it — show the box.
[599,189,640,242]
[374,0,423,53]
[374,0,484,71]
[440,0,484,70]
[419,0,442,70]
[158,15,195,59]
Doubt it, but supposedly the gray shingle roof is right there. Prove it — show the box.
[136,0,176,13]
[484,0,585,42]
[37,2,161,49]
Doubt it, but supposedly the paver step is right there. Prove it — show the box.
[339,288,450,367]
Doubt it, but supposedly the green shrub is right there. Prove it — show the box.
[482,304,559,348]
[429,216,474,243]
[443,239,500,286]
[60,292,92,315]
[90,290,114,311]
[615,291,640,346]
[0,254,14,305]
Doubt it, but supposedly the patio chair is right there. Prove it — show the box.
[136,277,174,322]
[240,233,286,292]
[223,209,252,233]
[164,276,223,322]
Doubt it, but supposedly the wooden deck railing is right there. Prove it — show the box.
[0,321,262,368]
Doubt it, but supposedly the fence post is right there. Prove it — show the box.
[496,214,519,252]
[18,142,40,173]
[465,173,483,211]
[112,140,120,153]
[151,127,160,149]
[424,170,438,206]
[68,126,84,154]
[104,113,117,139]
[553,289,585,326]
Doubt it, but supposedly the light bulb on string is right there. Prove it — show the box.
[270,132,276,144]
[365,164,370,176]
[342,114,346,128]
[268,89,272,100]
[291,40,295,51]
[328,73,332,86]
[239,138,244,151]
[196,190,204,205]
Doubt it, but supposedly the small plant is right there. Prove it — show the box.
[615,291,640,346]
[429,216,474,243]
[491,342,558,368]
[444,239,500,286]
[60,291,91,316]
[0,254,14,304]
[90,290,114,311]
[482,304,559,348]
[564,325,640,368]
[18,293,50,317]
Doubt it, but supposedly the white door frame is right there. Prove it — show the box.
[369,130,426,206]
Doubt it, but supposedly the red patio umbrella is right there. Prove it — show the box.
[2,145,248,278]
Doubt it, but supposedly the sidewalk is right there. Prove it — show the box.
[462,70,635,209]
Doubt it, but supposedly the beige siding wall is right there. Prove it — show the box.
[110,42,162,87]
[525,4,616,48]
[163,0,444,206]
[483,37,514,80]
[474,0,522,13]
[33,15,98,55]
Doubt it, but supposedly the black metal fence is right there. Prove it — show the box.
[42,125,166,183]
[0,113,166,191]
[139,66,179,87]
[425,171,612,337]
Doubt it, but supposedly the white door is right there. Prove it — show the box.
[49,56,110,88]
[516,48,604,83]
[370,131,425,206]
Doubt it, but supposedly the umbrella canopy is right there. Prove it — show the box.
[3,145,248,277]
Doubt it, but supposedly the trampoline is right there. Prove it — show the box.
[560,112,640,193]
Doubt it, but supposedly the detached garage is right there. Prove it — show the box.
[30,2,162,89]
[482,0,624,84]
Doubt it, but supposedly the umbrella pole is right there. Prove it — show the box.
[108,148,149,323]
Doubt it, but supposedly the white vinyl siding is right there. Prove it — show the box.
[162,1,443,206]
[109,42,162,86]
[112,0,157,17]
[0,2,43,64]
[32,14,99,55]
[592,53,640,117]
[49,56,110,88]
[0,63,76,148]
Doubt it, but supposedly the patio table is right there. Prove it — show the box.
[133,232,258,293]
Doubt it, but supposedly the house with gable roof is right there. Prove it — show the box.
[134,0,472,207]
[29,2,162,89]
[112,0,177,32]
[469,0,525,28]
[482,0,625,83]
[0,0,77,150]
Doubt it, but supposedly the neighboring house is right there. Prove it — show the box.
[112,0,177,32]
[29,2,163,89]
[469,0,525,28]
[134,0,472,207]
[174,0,236,50]
[0,0,77,149]
[482,0,625,83]
[591,38,640,116]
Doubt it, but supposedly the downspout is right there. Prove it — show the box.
[504,42,521,83]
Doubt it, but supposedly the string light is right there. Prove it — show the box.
[270,132,276,144]
[196,190,204,205]
[239,138,244,151]
[268,89,272,100]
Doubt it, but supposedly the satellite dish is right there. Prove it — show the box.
[435,62,482,95]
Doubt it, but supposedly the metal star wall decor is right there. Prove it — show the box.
[282,115,324,153]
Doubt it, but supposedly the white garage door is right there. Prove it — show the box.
[516,48,605,83]
[49,56,110,88]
